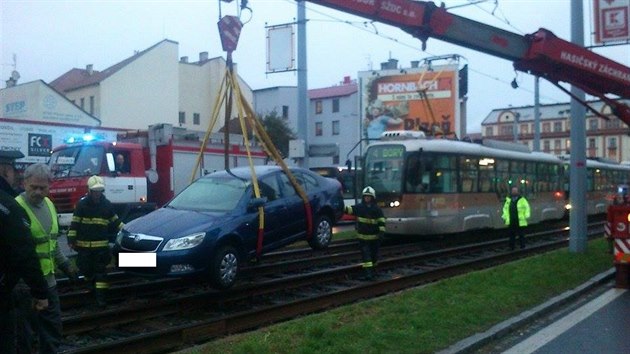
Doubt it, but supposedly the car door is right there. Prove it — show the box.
[256,174,288,250]
[278,171,308,239]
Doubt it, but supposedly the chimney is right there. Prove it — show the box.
[180,56,189,63]
[388,58,398,69]
[86,64,93,75]
[380,58,398,70]
[343,76,351,84]
[199,52,209,62]
[410,60,420,68]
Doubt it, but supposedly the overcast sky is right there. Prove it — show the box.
[2,0,628,133]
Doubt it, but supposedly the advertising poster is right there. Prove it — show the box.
[360,66,459,142]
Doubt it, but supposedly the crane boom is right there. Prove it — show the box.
[306,0,630,124]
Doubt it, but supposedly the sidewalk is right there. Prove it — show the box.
[438,268,617,354]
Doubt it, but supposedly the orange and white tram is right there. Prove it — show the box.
[564,158,630,215]
[363,131,566,236]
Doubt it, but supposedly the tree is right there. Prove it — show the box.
[258,110,296,159]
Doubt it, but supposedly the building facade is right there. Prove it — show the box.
[49,39,253,132]
[481,100,630,163]
[307,77,359,168]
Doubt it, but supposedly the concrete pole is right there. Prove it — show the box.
[297,0,309,167]
[569,0,587,253]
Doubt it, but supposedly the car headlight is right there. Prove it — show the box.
[162,233,206,251]
[115,230,125,245]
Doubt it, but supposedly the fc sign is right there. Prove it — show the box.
[28,133,52,157]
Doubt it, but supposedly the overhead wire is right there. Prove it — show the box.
[277,0,563,104]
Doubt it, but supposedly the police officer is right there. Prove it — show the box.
[344,186,386,280]
[0,150,49,353]
[68,176,122,307]
[502,186,531,250]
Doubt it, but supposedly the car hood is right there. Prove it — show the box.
[124,207,225,238]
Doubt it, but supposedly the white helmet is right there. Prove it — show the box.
[87,175,105,191]
[362,186,376,198]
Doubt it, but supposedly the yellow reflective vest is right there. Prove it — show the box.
[15,196,59,276]
[502,196,531,227]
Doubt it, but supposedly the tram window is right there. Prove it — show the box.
[459,157,479,193]
[431,155,457,193]
[405,155,424,193]
[496,160,510,195]
[478,157,495,193]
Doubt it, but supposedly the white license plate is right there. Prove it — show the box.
[118,253,156,267]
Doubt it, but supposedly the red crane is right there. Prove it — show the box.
[306,0,630,124]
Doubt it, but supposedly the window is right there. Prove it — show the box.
[485,127,493,137]
[315,101,322,114]
[520,124,529,134]
[315,122,322,136]
[179,112,186,124]
[89,96,94,115]
[193,113,200,125]
[332,120,340,135]
[500,125,513,135]
[553,122,562,132]
[554,139,561,153]
[80,97,85,109]
[332,98,339,113]
[542,122,550,133]
[543,140,550,152]
[459,157,479,193]
[588,138,596,148]
[588,119,598,131]
[608,137,617,149]
[282,105,289,119]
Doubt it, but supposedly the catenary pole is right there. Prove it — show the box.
[569,0,587,253]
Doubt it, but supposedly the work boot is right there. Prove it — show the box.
[95,282,108,308]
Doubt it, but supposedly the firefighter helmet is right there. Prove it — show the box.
[87,175,105,191]
[362,186,376,198]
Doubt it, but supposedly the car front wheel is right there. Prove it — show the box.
[308,214,332,250]
[209,245,239,289]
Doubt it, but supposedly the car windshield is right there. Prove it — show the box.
[166,175,249,212]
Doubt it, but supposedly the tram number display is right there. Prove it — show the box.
[369,145,404,159]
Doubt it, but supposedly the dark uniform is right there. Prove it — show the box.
[67,176,122,307]
[344,186,386,280]
[0,151,48,354]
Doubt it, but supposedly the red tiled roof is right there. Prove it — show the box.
[308,83,357,100]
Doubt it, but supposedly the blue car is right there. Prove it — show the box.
[114,166,344,289]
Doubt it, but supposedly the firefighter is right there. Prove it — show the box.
[344,186,386,280]
[0,151,49,354]
[14,163,78,354]
[67,176,122,307]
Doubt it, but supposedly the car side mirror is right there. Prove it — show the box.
[248,197,267,210]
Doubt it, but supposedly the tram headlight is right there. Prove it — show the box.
[389,200,400,208]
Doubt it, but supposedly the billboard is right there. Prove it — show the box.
[359,64,460,142]
[594,0,630,44]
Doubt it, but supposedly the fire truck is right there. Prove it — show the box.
[48,123,267,231]
[306,0,630,124]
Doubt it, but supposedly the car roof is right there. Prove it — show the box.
[204,165,307,180]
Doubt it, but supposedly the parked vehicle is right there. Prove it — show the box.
[114,165,344,289]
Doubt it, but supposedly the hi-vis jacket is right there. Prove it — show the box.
[15,195,59,277]
[68,194,123,249]
[502,196,531,227]
[344,202,386,240]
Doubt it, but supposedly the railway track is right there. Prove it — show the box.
[58,221,604,353]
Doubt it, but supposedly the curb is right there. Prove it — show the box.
[436,267,616,354]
